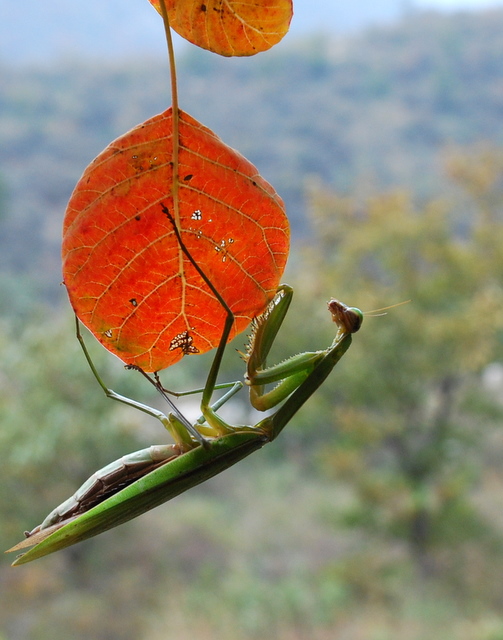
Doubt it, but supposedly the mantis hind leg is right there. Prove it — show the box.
[75,319,202,448]
[164,208,243,436]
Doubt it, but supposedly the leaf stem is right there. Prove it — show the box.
[159,0,181,230]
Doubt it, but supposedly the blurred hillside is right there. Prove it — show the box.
[2,8,503,311]
[1,0,406,64]
[5,0,503,65]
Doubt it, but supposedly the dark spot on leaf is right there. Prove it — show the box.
[130,298,138,307]
[135,215,141,221]
[201,3,207,11]
[184,174,193,181]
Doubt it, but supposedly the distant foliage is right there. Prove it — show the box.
[2,10,503,306]
[296,148,503,576]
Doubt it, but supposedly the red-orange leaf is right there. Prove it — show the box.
[62,109,289,373]
[149,0,293,56]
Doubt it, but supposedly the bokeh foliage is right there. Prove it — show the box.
[298,147,503,574]
[2,149,503,639]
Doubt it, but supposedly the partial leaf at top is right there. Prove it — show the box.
[62,109,289,373]
[149,0,293,56]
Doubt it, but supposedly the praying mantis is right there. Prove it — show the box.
[7,213,363,565]
[5,0,363,566]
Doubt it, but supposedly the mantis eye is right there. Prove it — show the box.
[328,299,363,334]
[346,308,364,333]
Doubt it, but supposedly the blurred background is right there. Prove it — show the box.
[2,1,503,638]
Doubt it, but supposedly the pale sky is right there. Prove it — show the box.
[288,0,503,37]
[418,0,500,4]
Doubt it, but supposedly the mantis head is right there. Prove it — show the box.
[328,299,363,334]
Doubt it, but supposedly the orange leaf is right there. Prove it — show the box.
[149,0,293,56]
[62,109,289,373]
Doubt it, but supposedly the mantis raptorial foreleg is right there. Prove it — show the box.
[244,286,362,412]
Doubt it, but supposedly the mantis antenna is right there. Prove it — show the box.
[361,300,411,317]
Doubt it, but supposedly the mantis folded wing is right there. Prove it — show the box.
[7,285,361,565]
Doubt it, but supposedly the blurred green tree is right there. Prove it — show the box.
[296,148,503,575]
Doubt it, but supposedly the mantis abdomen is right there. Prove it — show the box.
[28,444,182,536]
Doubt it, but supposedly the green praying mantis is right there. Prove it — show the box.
[7,213,363,566]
